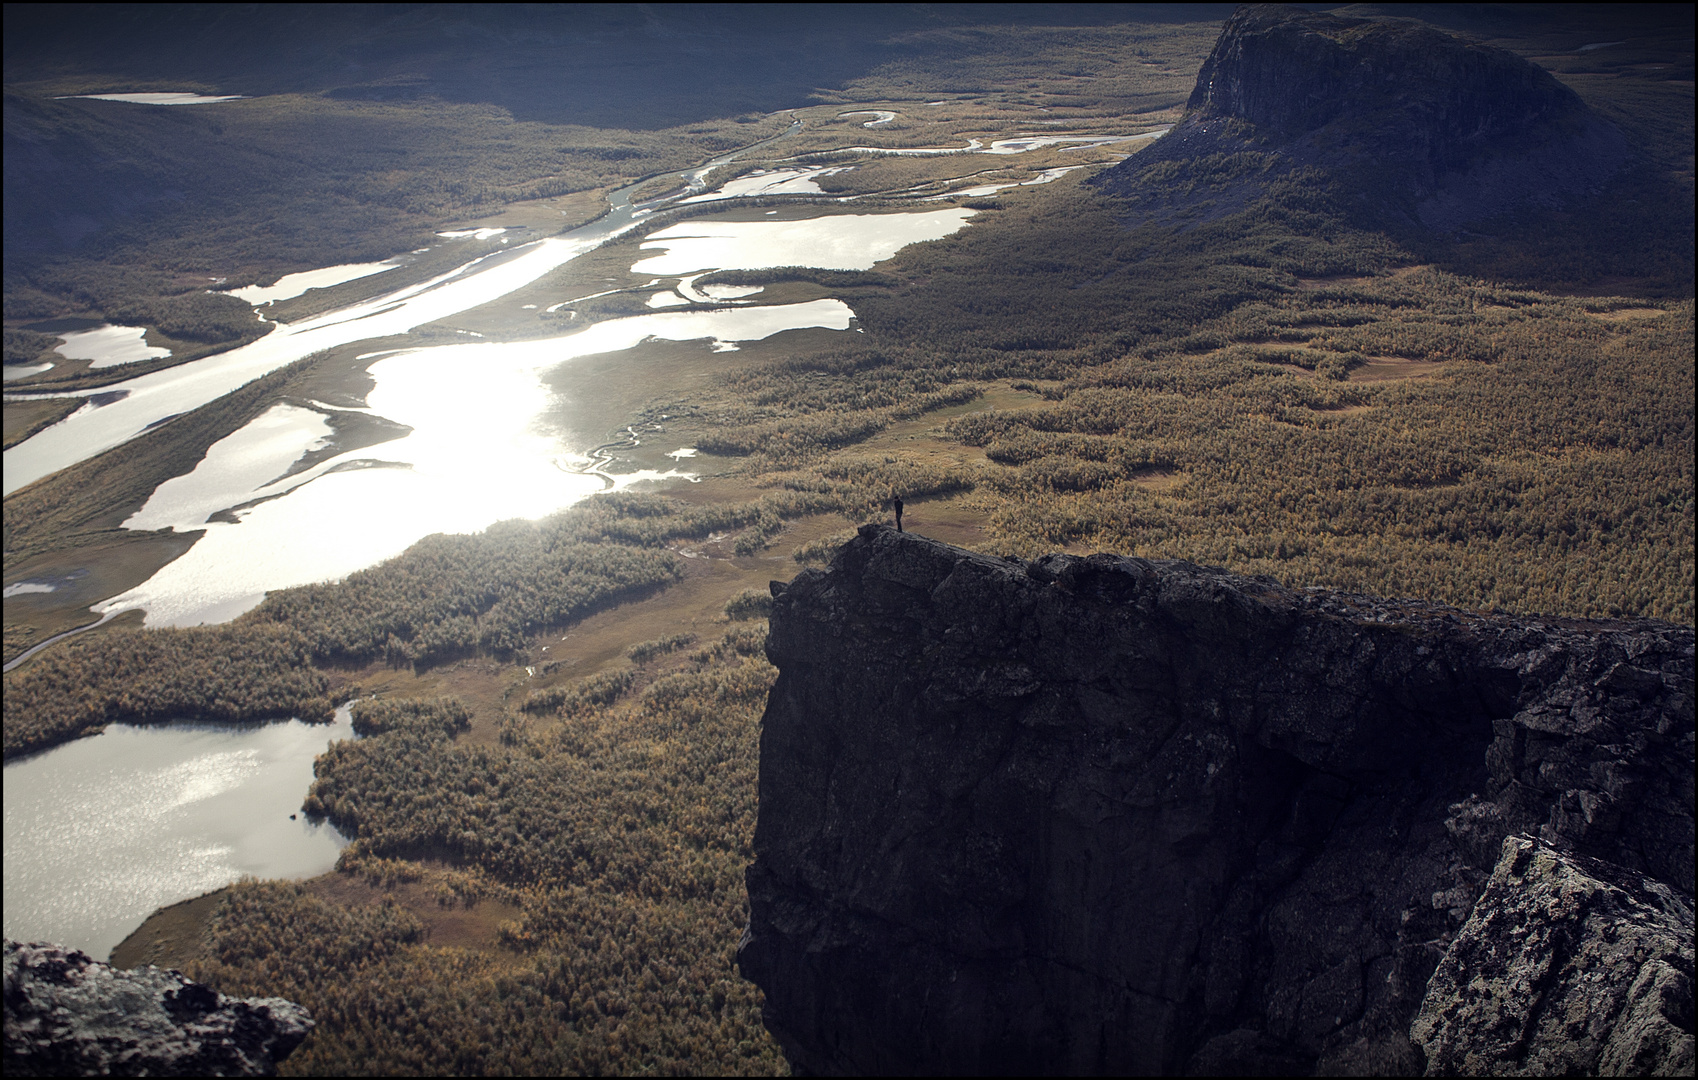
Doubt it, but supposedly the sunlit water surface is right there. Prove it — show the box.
[227,261,401,305]
[62,92,245,105]
[68,209,970,627]
[633,208,975,274]
[55,324,172,368]
[100,300,858,626]
[839,110,898,127]
[680,165,854,203]
[2,236,613,497]
[3,709,354,960]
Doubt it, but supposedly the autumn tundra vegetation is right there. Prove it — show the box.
[2,4,1691,1075]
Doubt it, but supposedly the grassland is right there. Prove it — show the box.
[2,394,79,448]
[8,5,1693,1076]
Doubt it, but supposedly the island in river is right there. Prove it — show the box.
[3,3,1691,1074]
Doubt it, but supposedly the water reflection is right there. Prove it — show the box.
[680,165,855,204]
[228,261,401,306]
[54,324,171,368]
[2,709,354,960]
[123,404,335,534]
[2,362,53,382]
[61,92,245,105]
[2,235,610,496]
[633,209,975,275]
[99,301,857,627]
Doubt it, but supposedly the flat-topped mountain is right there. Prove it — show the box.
[740,527,1694,1075]
[1095,4,1628,232]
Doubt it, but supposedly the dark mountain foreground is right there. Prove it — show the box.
[741,526,1695,1075]
[3,940,312,1076]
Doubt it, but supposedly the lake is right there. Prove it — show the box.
[2,708,354,960]
[0,115,1091,960]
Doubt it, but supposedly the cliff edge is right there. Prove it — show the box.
[739,526,1694,1075]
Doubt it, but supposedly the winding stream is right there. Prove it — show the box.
[1,119,805,498]
[1,111,1122,958]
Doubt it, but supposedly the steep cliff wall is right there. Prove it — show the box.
[1094,5,1627,231]
[739,527,1694,1075]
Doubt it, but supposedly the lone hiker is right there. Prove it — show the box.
[893,494,904,532]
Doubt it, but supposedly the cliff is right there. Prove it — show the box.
[3,941,312,1076]
[739,527,1694,1075]
[1092,5,1627,232]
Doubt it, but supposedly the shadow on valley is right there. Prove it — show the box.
[4,4,1236,129]
[2,4,1692,1076]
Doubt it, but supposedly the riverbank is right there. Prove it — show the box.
[5,7,1691,1069]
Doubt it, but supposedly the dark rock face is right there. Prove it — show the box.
[739,527,1694,1075]
[1413,837,1694,1077]
[1094,5,1627,231]
[3,940,312,1076]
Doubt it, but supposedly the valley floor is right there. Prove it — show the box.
[4,5,1692,1073]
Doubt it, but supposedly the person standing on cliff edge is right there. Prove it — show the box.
[892,494,904,533]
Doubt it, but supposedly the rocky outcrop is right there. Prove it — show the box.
[738,526,1694,1075]
[1413,837,1694,1077]
[1093,5,1627,232]
[3,941,312,1076]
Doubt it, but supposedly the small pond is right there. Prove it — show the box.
[3,708,355,960]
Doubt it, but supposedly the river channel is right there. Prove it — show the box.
[3,116,1149,960]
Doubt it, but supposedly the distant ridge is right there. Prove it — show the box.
[1094,4,1628,233]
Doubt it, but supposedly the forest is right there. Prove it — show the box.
[2,622,331,759]
[185,628,784,1075]
[2,4,1691,1075]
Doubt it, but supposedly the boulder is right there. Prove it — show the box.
[1413,836,1695,1077]
[3,940,312,1076]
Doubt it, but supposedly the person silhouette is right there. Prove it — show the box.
[893,494,904,532]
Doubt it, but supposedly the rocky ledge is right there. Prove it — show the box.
[739,526,1693,1075]
[3,941,312,1076]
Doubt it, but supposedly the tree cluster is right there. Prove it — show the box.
[2,623,332,759]
[189,629,784,1074]
[246,522,682,668]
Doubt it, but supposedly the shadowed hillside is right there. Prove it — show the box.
[1092,4,1692,295]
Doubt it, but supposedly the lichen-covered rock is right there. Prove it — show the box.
[1413,837,1695,1077]
[3,940,312,1077]
[739,526,1693,1075]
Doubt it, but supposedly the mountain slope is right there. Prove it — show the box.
[1095,4,1627,233]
